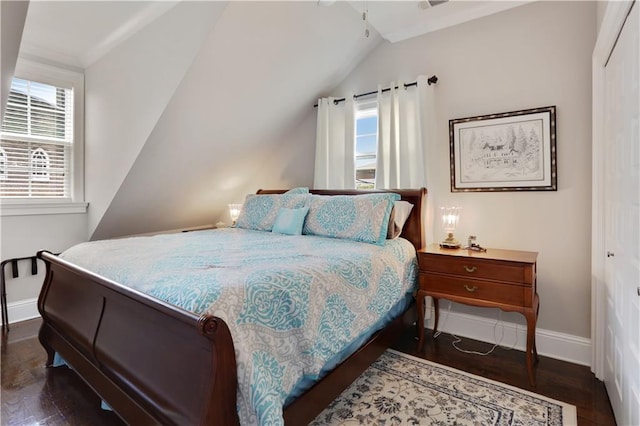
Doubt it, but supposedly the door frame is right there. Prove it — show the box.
[591,0,635,379]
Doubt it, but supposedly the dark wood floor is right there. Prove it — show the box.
[1,319,615,425]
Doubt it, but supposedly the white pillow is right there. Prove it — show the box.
[387,201,414,239]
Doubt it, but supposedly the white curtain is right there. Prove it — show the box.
[375,75,436,189]
[314,97,356,189]
[374,75,437,321]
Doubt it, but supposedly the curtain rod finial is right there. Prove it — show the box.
[427,75,438,85]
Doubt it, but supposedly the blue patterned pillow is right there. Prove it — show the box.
[303,193,400,245]
[236,194,309,231]
[272,207,309,235]
[284,187,309,194]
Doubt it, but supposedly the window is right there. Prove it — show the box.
[0,59,85,215]
[355,101,378,189]
[1,78,71,197]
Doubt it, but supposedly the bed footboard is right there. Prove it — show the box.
[37,250,240,426]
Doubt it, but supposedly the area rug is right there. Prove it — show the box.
[310,349,577,425]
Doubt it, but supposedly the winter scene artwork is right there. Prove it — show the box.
[459,120,543,182]
[449,106,556,192]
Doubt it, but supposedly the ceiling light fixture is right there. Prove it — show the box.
[419,0,449,9]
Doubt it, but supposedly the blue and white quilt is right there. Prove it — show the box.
[61,228,418,425]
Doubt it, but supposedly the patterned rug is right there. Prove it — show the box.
[310,349,577,425]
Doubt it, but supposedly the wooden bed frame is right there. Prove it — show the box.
[37,188,426,425]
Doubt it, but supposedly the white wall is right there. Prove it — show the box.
[0,213,87,322]
[596,1,609,34]
[326,1,596,339]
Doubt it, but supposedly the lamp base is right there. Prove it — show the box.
[440,242,461,249]
[440,233,461,249]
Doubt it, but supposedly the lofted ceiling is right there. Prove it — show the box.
[20,1,180,69]
[19,1,531,70]
[11,0,533,239]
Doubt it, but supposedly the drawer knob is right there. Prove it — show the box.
[463,265,477,273]
[464,285,478,292]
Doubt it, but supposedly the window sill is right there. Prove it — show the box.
[0,201,88,216]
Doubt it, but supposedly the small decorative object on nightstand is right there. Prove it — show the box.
[439,206,461,248]
[416,244,539,386]
[465,235,487,252]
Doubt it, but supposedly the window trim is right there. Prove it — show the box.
[0,58,86,216]
[0,199,88,216]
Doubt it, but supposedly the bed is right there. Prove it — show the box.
[36,188,426,425]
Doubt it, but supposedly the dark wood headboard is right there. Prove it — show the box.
[256,188,426,251]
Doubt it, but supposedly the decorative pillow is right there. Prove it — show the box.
[284,187,309,194]
[387,201,414,239]
[236,194,309,231]
[272,207,309,236]
[303,193,400,245]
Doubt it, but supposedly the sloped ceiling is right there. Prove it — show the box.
[89,1,381,239]
[17,1,533,68]
[359,0,531,42]
[1,1,29,121]
[20,1,180,69]
[13,1,532,239]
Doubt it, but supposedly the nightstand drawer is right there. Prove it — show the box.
[419,254,528,284]
[420,273,527,306]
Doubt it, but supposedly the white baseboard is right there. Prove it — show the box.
[425,308,591,367]
[7,298,40,324]
[8,298,591,366]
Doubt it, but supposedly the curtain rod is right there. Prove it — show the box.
[313,75,438,107]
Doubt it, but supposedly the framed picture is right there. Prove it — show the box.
[449,106,557,192]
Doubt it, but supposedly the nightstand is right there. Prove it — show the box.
[416,244,539,386]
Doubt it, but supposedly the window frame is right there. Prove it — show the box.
[0,58,87,216]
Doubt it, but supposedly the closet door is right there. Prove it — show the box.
[603,3,640,425]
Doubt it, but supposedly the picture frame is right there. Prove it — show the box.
[449,106,557,192]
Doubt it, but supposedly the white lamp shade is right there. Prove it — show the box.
[228,203,243,223]
[440,207,460,233]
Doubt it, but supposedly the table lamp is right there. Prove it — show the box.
[228,203,243,227]
[440,206,461,249]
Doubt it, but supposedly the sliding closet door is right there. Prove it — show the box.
[602,3,640,425]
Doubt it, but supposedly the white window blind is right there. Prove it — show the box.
[1,78,73,198]
[0,148,6,180]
